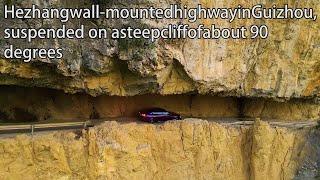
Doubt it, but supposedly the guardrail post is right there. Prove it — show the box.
[31,124,34,136]
[84,122,87,129]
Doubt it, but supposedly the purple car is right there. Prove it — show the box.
[138,108,182,123]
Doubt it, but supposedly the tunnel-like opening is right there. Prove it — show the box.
[0,85,319,123]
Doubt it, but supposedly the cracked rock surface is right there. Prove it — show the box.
[0,119,318,179]
[0,0,319,100]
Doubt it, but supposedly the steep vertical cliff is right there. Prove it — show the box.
[0,119,317,179]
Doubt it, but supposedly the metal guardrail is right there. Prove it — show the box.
[0,119,317,135]
[0,121,94,135]
[221,120,319,128]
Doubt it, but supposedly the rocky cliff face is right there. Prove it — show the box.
[0,119,318,179]
[0,0,319,179]
[0,0,319,100]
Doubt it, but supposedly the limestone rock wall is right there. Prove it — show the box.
[0,119,317,179]
[0,0,319,100]
[0,1,319,179]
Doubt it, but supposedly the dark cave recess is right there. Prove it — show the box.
[0,85,318,122]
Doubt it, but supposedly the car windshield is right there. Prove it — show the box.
[151,111,169,115]
[146,108,169,115]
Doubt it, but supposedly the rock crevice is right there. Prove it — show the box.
[0,119,317,179]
